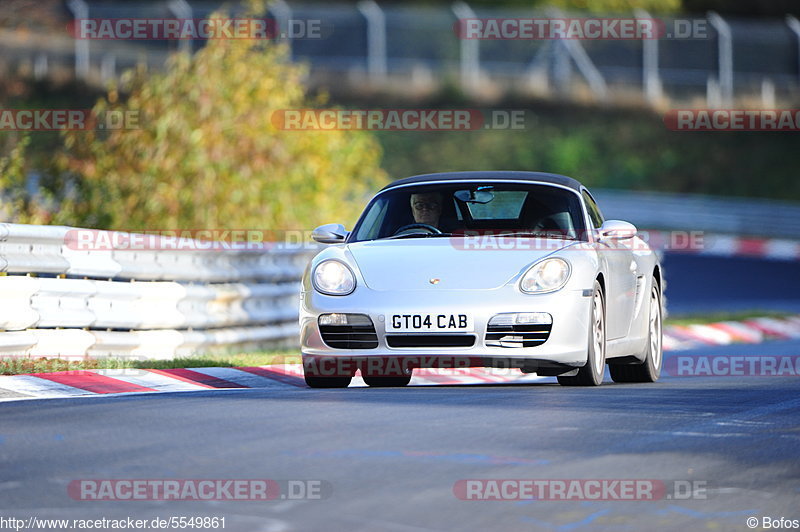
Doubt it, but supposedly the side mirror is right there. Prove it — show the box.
[598,220,637,240]
[312,223,349,244]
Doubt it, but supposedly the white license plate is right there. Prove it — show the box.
[387,313,474,333]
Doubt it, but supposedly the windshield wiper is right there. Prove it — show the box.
[477,231,577,240]
[385,232,453,240]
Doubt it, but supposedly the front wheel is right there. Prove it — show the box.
[304,375,352,388]
[558,280,606,386]
[303,356,354,388]
[362,365,413,387]
[610,279,662,383]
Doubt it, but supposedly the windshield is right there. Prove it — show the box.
[349,182,587,242]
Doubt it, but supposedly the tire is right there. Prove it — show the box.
[610,279,663,383]
[362,367,413,387]
[558,280,606,386]
[304,375,352,388]
[302,355,353,388]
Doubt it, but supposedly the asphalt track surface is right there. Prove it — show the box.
[2,339,799,532]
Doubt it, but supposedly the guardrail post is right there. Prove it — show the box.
[708,11,733,107]
[452,1,480,93]
[168,0,193,54]
[66,0,90,80]
[358,0,388,84]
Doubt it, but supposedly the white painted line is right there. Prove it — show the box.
[187,367,297,388]
[90,369,209,392]
[0,375,95,398]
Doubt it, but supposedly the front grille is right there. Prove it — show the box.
[485,324,552,348]
[386,335,476,348]
[320,324,379,349]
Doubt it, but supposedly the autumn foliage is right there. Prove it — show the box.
[56,12,386,232]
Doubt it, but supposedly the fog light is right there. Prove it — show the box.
[318,313,372,326]
[514,312,552,325]
[319,313,348,326]
[489,312,552,326]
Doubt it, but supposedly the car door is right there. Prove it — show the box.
[582,190,637,340]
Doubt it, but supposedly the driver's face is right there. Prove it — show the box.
[411,193,442,226]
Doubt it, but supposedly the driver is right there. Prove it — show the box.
[410,192,443,228]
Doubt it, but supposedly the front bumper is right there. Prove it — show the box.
[300,284,592,368]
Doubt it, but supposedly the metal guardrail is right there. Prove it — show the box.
[0,223,316,358]
[593,189,800,239]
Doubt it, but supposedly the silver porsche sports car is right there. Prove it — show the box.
[300,171,663,388]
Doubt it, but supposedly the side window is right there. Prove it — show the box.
[582,190,604,229]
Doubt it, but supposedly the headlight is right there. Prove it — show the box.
[520,258,571,293]
[313,260,356,295]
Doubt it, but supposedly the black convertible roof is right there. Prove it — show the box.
[380,171,583,192]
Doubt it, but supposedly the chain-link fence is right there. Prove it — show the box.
[3,1,800,106]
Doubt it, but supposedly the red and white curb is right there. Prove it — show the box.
[662,315,800,351]
[0,366,548,401]
[1,315,798,402]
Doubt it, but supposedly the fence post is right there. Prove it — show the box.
[706,76,721,109]
[787,15,800,86]
[100,54,116,84]
[358,0,388,84]
[66,0,90,80]
[168,0,193,54]
[761,78,775,108]
[547,8,607,101]
[708,11,733,107]
[452,1,480,93]
[637,9,662,105]
[270,0,293,58]
[34,54,48,80]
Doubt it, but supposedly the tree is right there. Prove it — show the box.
[56,9,386,232]
[0,133,52,224]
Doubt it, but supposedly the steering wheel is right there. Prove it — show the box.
[393,223,442,236]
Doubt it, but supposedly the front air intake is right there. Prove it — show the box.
[319,314,379,349]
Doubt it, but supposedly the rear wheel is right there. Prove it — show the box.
[558,280,606,386]
[610,279,662,383]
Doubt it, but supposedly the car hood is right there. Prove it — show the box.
[347,237,577,291]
